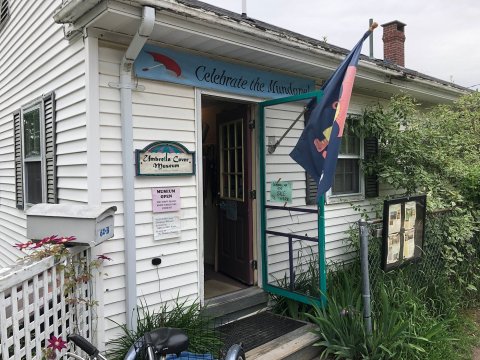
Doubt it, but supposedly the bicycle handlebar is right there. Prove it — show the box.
[67,334,100,357]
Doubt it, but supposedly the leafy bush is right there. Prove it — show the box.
[107,298,223,360]
[270,92,480,358]
[305,264,460,360]
[361,92,480,304]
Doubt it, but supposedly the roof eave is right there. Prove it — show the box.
[54,0,469,103]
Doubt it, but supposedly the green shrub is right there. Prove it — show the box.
[269,93,480,358]
[305,265,458,360]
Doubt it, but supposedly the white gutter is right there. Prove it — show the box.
[128,0,466,100]
[130,0,349,61]
[120,5,155,331]
[53,0,102,23]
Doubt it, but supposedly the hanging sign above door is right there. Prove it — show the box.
[134,44,315,99]
[136,141,195,176]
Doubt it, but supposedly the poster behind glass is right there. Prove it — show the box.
[382,195,426,271]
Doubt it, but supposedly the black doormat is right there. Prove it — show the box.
[217,312,306,352]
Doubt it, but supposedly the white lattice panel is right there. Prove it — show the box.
[0,249,92,360]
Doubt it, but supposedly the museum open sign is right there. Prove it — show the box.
[136,141,195,176]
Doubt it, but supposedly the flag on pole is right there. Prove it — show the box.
[290,24,377,199]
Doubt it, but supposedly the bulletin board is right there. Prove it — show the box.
[382,195,426,271]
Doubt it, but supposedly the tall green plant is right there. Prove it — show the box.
[306,265,457,359]
[270,245,321,320]
[107,298,223,360]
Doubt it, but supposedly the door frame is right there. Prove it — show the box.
[258,90,327,308]
[196,89,261,303]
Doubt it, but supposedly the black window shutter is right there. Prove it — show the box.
[0,0,10,32]
[13,110,24,209]
[364,136,379,198]
[304,99,318,204]
[43,93,57,204]
[306,174,317,205]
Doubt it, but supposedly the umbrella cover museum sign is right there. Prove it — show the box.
[136,141,195,176]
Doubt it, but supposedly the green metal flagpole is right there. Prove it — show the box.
[318,194,327,307]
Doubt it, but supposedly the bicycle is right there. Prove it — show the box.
[66,327,245,360]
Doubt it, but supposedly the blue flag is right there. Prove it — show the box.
[290,29,373,199]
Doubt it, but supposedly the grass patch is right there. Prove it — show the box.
[423,312,480,360]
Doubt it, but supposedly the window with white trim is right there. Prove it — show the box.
[14,93,57,209]
[331,119,361,195]
[306,114,378,204]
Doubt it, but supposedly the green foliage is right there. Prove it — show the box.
[362,92,480,209]
[271,93,480,359]
[361,92,480,300]
[270,246,321,320]
[305,264,473,360]
[425,313,479,360]
[106,298,223,360]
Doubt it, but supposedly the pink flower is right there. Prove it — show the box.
[32,240,47,249]
[54,236,76,244]
[47,335,67,351]
[97,254,112,261]
[13,241,33,250]
[41,235,59,244]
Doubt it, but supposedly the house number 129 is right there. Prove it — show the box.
[99,226,110,237]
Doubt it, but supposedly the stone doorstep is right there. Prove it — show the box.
[205,287,269,321]
[245,323,321,360]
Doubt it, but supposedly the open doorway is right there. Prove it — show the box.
[202,95,255,299]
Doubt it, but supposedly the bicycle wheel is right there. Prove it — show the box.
[224,343,245,360]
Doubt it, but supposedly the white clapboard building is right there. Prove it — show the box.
[0,0,467,346]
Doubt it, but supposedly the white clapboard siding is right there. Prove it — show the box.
[0,0,87,267]
[263,101,319,283]
[262,93,387,282]
[98,42,198,343]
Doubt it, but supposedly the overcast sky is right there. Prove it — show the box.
[199,0,480,90]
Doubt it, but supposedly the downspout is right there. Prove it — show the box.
[120,6,155,331]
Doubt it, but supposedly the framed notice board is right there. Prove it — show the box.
[382,195,426,271]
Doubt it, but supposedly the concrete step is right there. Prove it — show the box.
[204,287,268,322]
[245,323,320,360]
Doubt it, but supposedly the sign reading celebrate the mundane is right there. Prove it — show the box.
[135,44,315,99]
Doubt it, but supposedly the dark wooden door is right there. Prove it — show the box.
[217,106,253,285]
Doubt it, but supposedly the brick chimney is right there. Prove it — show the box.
[381,20,406,67]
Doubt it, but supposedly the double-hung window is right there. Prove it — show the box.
[331,117,362,196]
[306,113,378,204]
[23,105,43,204]
[14,93,57,209]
